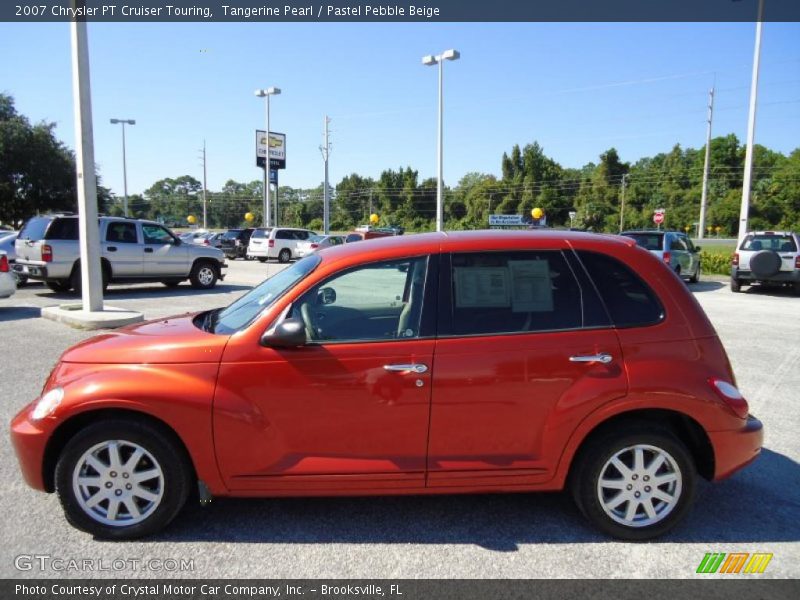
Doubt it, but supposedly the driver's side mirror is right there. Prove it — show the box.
[260,318,307,348]
[693,245,701,253]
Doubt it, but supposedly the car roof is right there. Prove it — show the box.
[317,229,635,266]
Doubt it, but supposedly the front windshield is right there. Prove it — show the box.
[212,255,321,334]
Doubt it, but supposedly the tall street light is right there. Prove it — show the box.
[422,49,460,232]
[109,118,135,216]
[255,87,281,228]
[738,0,765,247]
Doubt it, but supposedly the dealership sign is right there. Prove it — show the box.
[256,130,286,169]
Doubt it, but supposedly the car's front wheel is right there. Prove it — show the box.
[55,419,191,539]
[571,427,695,540]
[189,261,218,289]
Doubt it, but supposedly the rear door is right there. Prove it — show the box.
[427,249,626,487]
[103,221,142,277]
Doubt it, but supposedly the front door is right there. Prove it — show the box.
[427,249,628,488]
[213,255,436,492]
[141,223,187,276]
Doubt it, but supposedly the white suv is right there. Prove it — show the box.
[247,227,316,263]
[731,231,800,294]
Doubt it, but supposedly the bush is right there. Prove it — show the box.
[699,250,733,275]
[306,218,323,232]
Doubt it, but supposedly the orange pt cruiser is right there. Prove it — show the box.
[10,231,762,540]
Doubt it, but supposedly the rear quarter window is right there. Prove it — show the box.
[44,218,79,240]
[577,250,664,328]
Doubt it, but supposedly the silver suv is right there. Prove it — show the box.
[14,215,227,293]
[732,231,800,294]
[620,230,701,283]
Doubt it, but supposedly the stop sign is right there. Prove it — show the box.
[653,211,664,225]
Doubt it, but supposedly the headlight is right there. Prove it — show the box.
[31,387,64,420]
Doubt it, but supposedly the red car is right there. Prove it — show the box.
[10,231,762,540]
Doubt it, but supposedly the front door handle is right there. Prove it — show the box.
[569,353,613,364]
[383,363,428,374]
[106,246,117,252]
[144,247,154,253]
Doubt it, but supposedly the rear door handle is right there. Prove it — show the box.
[144,248,154,253]
[107,246,117,252]
[569,353,613,364]
[383,363,428,374]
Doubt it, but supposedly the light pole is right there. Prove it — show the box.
[738,0,765,247]
[422,49,460,232]
[109,118,135,216]
[255,87,281,228]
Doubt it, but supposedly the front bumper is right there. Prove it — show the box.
[10,404,51,492]
[732,267,800,283]
[708,415,764,480]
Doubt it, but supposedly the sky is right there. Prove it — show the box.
[1,21,799,197]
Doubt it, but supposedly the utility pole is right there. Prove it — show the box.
[619,173,629,233]
[320,115,332,234]
[200,140,207,229]
[738,0,765,247]
[699,87,715,239]
[71,17,103,311]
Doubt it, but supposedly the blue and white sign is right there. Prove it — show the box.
[489,214,525,227]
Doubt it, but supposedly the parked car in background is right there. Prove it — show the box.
[344,227,396,243]
[14,215,226,292]
[0,232,26,286]
[620,230,701,283]
[219,228,256,260]
[295,234,346,257]
[731,231,800,294]
[247,227,316,263]
[10,230,762,541]
[196,232,224,248]
[0,251,16,298]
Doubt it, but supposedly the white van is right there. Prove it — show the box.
[247,227,316,263]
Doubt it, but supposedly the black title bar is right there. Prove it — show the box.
[3,0,800,22]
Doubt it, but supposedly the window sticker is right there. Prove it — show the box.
[454,267,511,308]
[509,260,553,313]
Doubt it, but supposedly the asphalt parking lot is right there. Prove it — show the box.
[0,261,798,579]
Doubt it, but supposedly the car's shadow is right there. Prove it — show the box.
[145,448,799,549]
[738,285,798,298]
[36,283,251,301]
[689,281,725,293]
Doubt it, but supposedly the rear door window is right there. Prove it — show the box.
[446,251,583,336]
[577,251,664,328]
[106,222,138,243]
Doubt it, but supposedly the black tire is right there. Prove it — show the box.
[570,426,696,541]
[46,280,72,293]
[189,260,218,289]
[257,257,267,263]
[750,250,781,278]
[161,280,182,288]
[794,282,800,297]
[689,263,700,284]
[14,273,27,287]
[70,263,109,295]
[278,248,291,264]
[54,419,192,539]
[730,277,742,293]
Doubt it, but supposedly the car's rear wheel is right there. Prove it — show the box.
[571,427,695,540]
[189,261,218,289]
[46,280,71,293]
[55,419,191,539]
[70,263,109,294]
[278,249,291,263]
[731,277,742,293]
[258,257,267,263]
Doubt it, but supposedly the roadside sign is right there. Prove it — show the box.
[653,211,664,225]
[568,211,577,220]
[256,130,286,169]
[489,214,525,227]
[269,170,278,186]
